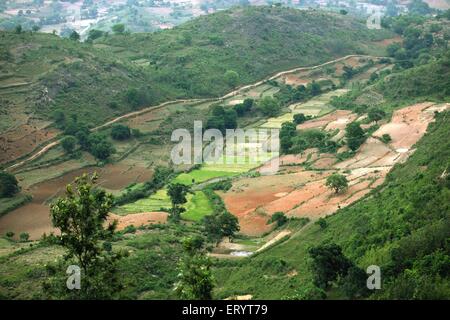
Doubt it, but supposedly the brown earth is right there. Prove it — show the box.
[219,102,448,236]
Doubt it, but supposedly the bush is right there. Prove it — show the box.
[19,232,30,242]
[61,135,77,154]
[381,133,392,144]
[0,171,20,198]
[111,124,131,140]
[267,212,288,227]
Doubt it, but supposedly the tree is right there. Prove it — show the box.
[69,30,80,41]
[202,212,239,244]
[217,212,239,241]
[32,25,40,32]
[259,96,280,117]
[61,135,77,154]
[316,217,328,229]
[224,70,239,88]
[308,243,353,289]
[339,265,370,299]
[167,183,190,222]
[87,29,104,41]
[307,81,321,96]
[293,113,307,125]
[175,237,214,300]
[45,173,125,299]
[381,133,392,144]
[368,108,386,124]
[88,134,115,160]
[0,171,20,198]
[112,23,125,34]
[15,24,22,34]
[111,124,131,141]
[345,122,365,151]
[326,173,348,194]
[268,212,288,227]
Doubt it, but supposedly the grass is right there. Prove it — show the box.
[114,189,171,215]
[173,169,237,186]
[182,191,214,221]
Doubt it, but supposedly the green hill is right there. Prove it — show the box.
[213,108,450,299]
[0,6,392,130]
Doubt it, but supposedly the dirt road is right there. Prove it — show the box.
[5,55,382,171]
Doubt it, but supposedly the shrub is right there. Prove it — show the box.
[111,124,131,140]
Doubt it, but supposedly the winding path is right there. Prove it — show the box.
[5,54,383,171]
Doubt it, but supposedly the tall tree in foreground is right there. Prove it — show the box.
[175,237,214,300]
[44,173,126,299]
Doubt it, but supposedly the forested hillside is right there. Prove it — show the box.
[0,6,392,129]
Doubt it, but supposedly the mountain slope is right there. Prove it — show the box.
[96,6,391,98]
[0,6,393,135]
[214,109,449,299]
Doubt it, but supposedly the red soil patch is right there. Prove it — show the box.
[283,75,309,86]
[298,110,354,130]
[0,164,153,240]
[0,124,58,164]
[108,212,168,230]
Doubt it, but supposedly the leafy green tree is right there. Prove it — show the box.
[381,133,392,144]
[61,136,77,154]
[88,134,115,160]
[0,171,20,198]
[326,173,348,194]
[46,173,126,299]
[259,96,280,117]
[112,23,125,34]
[111,124,131,141]
[87,29,104,41]
[15,24,22,34]
[6,231,14,239]
[167,183,190,222]
[368,108,386,124]
[307,81,321,96]
[69,31,80,41]
[293,113,307,125]
[279,122,296,153]
[218,211,239,241]
[175,237,214,300]
[202,212,239,244]
[345,122,365,151]
[224,70,240,88]
[268,211,288,227]
[339,265,370,299]
[308,243,353,289]
[316,217,328,229]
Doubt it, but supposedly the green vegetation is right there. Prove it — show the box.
[45,173,126,299]
[175,237,214,300]
[167,183,191,222]
[345,122,365,151]
[213,110,450,299]
[0,6,390,133]
[326,174,349,194]
[111,124,131,141]
[280,122,338,154]
[182,191,214,222]
[0,171,20,197]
